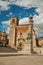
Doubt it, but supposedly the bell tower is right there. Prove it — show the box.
[9,17,19,48]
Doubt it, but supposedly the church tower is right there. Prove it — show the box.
[9,17,19,48]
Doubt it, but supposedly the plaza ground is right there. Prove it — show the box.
[0,56,43,65]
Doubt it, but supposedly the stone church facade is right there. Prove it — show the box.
[9,16,36,52]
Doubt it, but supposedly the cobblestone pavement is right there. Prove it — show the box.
[0,56,43,65]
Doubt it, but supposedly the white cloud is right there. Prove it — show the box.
[6,12,13,17]
[2,20,10,25]
[5,26,10,39]
[0,0,43,10]
[2,20,10,35]
[9,12,13,15]
[6,27,10,34]
[33,14,43,34]
[9,0,43,9]
[19,17,29,25]
[0,1,10,10]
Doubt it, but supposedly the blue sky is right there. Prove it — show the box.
[0,5,38,22]
[0,0,43,38]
